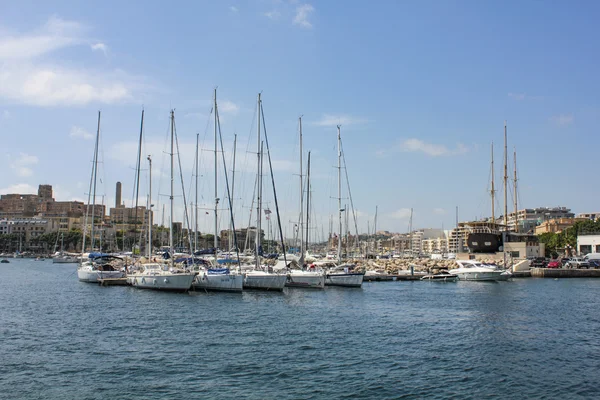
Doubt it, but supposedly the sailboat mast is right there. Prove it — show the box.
[195,133,199,253]
[229,134,237,252]
[90,111,101,251]
[503,121,508,229]
[306,151,311,256]
[491,142,495,223]
[134,110,144,254]
[514,147,518,233]
[337,125,342,263]
[256,93,262,269]
[214,88,219,264]
[148,155,152,258]
[299,116,304,260]
[169,110,175,269]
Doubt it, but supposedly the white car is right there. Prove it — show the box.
[567,257,589,269]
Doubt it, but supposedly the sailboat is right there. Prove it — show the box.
[323,125,363,288]
[77,112,125,282]
[192,89,243,292]
[285,126,325,289]
[242,94,287,291]
[127,110,196,292]
[53,233,78,263]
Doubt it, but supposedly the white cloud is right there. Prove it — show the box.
[0,16,146,107]
[313,114,367,127]
[264,10,281,20]
[9,152,39,177]
[398,139,468,157]
[0,183,38,195]
[91,42,108,55]
[550,114,573,126]
[69,126,94,140]
[293,4,314,28]
[390,208,412,220]
[229,6,239,12]
[219,100,239,115]
[433,208,446,215]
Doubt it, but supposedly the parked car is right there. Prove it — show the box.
[588,259,600,269]
[566,257,589,269]
[530,257,548,268]
[547,260,562,268]
[560,257,570,265]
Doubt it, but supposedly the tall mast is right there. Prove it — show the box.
[169,110,175,269]
[214,88,219,264]
[229,134,237,252]
[255,93,262,269]
[90,111,101,251]
[147,155,152,258]
[306,151,311,257]
[194,133,199,253]
[503,121,508,230]
[134,110,144,254]
[490,142,495,223]
[299,116,304,262]
[514,147,518,233]
[337,125,342,263]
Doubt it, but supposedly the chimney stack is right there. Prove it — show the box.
[115,182,122,208]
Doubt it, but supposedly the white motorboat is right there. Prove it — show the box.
[128,263,195,292]
[449,260,512,281]
[364,268,395,282]
[421,270,459,282]
[77,261,124,283]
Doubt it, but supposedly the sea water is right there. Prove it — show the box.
[1,259,599,399]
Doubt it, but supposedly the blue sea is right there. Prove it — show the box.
[1,259,600,399]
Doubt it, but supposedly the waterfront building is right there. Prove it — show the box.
[497,207,574,233]
[577,235,600,255]
[1,218,49,241]
[535,218,587,235]
[577,212,600,221]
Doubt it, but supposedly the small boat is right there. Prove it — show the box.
[1,259,9,263]
[421,270,458,282]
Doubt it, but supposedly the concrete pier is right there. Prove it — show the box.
[531,268,600,278]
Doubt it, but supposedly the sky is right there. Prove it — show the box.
[1,1,599,239]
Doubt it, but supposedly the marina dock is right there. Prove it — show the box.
[531,268,600,278]
[98,278,129,286]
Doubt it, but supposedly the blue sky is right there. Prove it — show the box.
[0,1,598,238]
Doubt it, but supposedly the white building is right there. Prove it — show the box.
[577,235,600,255]
[577,212,600,222]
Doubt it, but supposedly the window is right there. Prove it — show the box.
[510,251,520,258]
[596,245,600,253]
[580,245,592,255]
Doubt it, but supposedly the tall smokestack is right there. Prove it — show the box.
[115,182,122,208]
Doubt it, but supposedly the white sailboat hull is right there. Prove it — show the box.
[325,273,364,288]
[192,272,243,292]
[285,271,325,289]
[243,271,287,291]
[129,272,195,291]
[77,268,124,283]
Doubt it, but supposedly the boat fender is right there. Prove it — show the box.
[141,278,145,284]
[164,278,169,284]
[153,279,157,285]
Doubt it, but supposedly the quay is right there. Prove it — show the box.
[98,278,129,286]
[531,268,600,278]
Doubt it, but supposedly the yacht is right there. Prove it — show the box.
[191,259,243,293]
[77,257,124,283]
[127,263,196,292]
[242,264,288,291]
[449,260,512,281]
